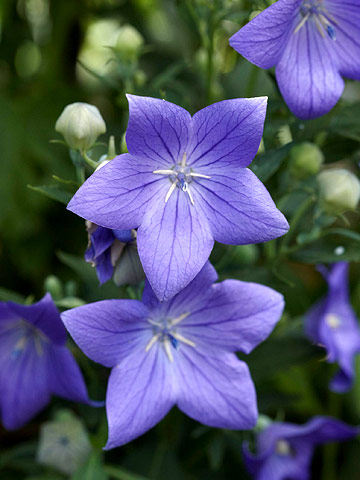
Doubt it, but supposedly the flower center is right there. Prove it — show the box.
[275,439,293,456]
[325,313,341,329]
[6,319,48,359]
[294,1,337,40]
[145,312,195,362]
[153,153,211,206]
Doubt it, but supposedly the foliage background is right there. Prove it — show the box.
[0,0,360,478]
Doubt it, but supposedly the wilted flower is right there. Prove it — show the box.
[305,262,360,393]
[230,0,360,120]
[55,102,106,151]
[317,168,360,214]
[37,411,92,475]
[67,94,288,301]
[243,416,358,480]
[85,223,144,285]
[62,263,284,448]
[0,294,93,430]
[289,142,324,179]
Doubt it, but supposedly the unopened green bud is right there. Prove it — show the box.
[55,102,106,151]
[289,142,324,179]
[115,25,144,59]
[318,168,360,214]
[44,275,63,300]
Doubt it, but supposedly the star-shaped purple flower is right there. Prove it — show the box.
[230,0,360,120]
[243,416,359,480]
[0,294,93,430]
[67,95,289,301]
[62,263,284,448]
[305,262,360,393]
[85,223,143,286]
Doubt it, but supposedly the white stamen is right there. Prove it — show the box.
[314,15,326,37]
[189,172,212,179]
[165,182,177,203]
[172,332,196,348]
[187,188,195,206]
[294,12,310,34]
[145,333,161,352]
[181,152,187,169]
[325,313,341,329]
[164,337,174,362]
[169,312,191,326]
[153,169,175,175]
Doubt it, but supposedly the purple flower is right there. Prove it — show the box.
[85,223,144,286]
[67,95,289,301]
[305,262,360,393]
[0,294,93,430]
[61,262,284,448]
[230,1,360,120]
[243,416,359,480]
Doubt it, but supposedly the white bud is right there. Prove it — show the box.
[55,102,106,151]
[115,25,144,59]
[318,168,360,214]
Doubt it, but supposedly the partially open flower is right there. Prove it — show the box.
[318,168,360,214]
[55,102,106,151]
[37,411,92,475]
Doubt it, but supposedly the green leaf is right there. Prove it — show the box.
[57,251,98,284]
[0,287,26,303]
[28,184,73,205]
[52,175,79,186]
[250,143,292,182]
[71,452,108,480]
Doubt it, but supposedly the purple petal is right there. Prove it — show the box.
[195,168,289,244]
[229,0,301,69]
[187,98,267,170]
[87,226,114,259]
[61,300,150,368]
[105,345,176,448]
[0,338,50,430]
[327,0,360,80]
[67,154,167,230]
[180,279,284,354]
[94,250,114,285]
[7,294,66,345]
[47,345,92,404]
[137,189,214,302]
[276,20,344,119]
[126,94,191,168]
[175,347,257,430]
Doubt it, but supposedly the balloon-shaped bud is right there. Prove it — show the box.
[318,168,360,214]
[289,142,324,180]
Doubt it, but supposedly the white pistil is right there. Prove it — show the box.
[153,169,175,175]
[276,440,292,456]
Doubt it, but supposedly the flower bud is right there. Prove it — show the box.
[289,142,324,179]
[318,168,360,214]
[55,102,106,151]
[115,25,144,60]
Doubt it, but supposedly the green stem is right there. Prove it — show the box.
[75,165,85,184]
[82,151,99,169]
[246,64,260,98]
[206,12,215,104]
[149,442,167,479]
[322,394,341,480]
